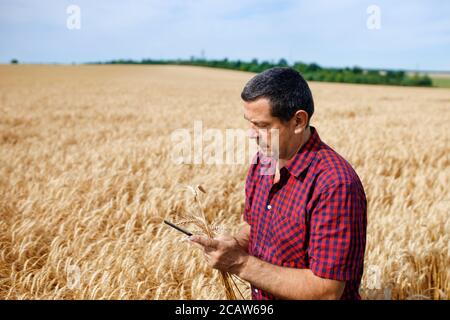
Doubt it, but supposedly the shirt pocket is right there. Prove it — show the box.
[269,206,308,266]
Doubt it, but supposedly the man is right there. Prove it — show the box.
[189,67,367,300]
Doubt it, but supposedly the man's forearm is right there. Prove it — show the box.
[237,255,343,300]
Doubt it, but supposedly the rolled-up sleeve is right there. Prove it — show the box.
[308,180,367,281]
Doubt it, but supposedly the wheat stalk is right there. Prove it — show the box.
[184,184,244,300]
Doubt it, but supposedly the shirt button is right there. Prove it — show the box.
[267,205,272,210]
[254,288,259,294]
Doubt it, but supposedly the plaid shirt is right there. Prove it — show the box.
[243,126,367,300]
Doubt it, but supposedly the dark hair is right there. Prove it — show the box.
[241,67,314,123]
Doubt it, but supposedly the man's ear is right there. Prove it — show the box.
[293,110,309,134]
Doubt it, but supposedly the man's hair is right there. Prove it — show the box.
[241,67,314,123]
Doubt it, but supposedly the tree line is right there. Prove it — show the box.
[95,57,432,87]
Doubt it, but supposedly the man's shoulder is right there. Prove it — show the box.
[313,142,364,192]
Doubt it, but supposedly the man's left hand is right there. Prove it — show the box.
[189,235,249,275]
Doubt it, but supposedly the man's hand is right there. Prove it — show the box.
[188,234,249,275]
[188,232,345,299]
[234,222,250,252]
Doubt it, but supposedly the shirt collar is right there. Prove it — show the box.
[284,126,322,178]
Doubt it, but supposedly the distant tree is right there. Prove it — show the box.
[259,61,273,71]
[277,58,288,67]
[10,59,18,64]
[306,63,321,72]
[293,62,308,73]
[352,66,363,74]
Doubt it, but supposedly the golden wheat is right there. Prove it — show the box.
[0,65,448,299]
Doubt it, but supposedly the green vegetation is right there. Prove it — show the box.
[431,77,450,88]
[95,57,433,87]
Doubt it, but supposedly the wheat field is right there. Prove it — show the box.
[0,65,448,300]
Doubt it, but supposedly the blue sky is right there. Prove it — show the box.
[0,0,449,71]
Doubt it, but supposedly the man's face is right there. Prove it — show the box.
[243,97,296,159]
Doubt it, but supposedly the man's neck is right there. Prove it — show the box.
[279,126,311,169]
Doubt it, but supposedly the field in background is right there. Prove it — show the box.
[412,71,450,88]
[0,65,449,299]
[432,77,450,88]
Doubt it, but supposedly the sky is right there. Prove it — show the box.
[0,0,449,71]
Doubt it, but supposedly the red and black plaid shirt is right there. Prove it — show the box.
[243,126,367,300]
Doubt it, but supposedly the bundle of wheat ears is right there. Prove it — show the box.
[164,184,247,300]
